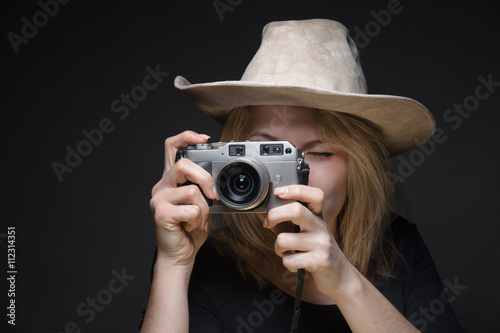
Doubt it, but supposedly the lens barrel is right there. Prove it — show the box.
[216,158,270,210]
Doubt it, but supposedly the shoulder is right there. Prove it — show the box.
[388,215,440,284]
[378,216,436,310]
[390,215,428,263]
[384,215,443,305]
[390,215,420,242]
[387,218,465,332]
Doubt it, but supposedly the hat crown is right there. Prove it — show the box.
[174,19,435,156]
[241,19,367,94]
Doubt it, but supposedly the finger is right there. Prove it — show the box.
[151,187,211,232]
[164,130,211,172]
[165,158,219,200]
[282,252,314,272]
[156,185,211,221]
[167,184,210,206]
[266,202,320,232]
[274,232,316,257]
[153,201,205,233]
[274,185,324,215]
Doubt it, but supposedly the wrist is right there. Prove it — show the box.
[328,263,366,304]
[142,252,193,332]
[153,253,194,288]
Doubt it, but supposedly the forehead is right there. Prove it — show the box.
[247,105,318,137]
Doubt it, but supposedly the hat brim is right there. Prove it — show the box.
[175,76,435,156]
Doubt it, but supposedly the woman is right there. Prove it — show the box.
[141,19,463,332]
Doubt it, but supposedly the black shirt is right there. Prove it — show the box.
[187,217,464,332]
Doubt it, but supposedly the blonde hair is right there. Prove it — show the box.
[214,106,399,287]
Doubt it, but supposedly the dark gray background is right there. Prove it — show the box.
[2,0,499,332]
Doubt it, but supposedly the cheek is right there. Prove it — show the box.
[308,159,348,220]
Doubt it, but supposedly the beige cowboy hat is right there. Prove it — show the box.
[174,19,435,155]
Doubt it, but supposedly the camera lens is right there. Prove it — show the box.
[217,159,270,210]
[233,173,253,194]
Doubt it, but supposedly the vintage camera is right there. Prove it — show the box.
[176,141,309,213]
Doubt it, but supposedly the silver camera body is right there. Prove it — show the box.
[177,141,309,213]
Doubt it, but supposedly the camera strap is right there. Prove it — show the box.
[288,157,310,333]
[288,267,305,333]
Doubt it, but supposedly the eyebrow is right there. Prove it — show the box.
[248,132,279,141]
[248,132,324,150]
[301,140,323,151]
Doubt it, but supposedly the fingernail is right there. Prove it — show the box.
[274,187,288,196]
[199,134,211,141]
[263,218,268,228]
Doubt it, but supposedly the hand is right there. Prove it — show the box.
[149,130,219,268]
[265,185,354,299]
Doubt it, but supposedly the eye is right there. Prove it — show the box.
[306,152,334,158]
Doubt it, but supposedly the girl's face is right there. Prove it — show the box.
[246,105,348,231]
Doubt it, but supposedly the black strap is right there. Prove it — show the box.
[288,221,306,333]
[289,157,309,332]
[289,268,306,333]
